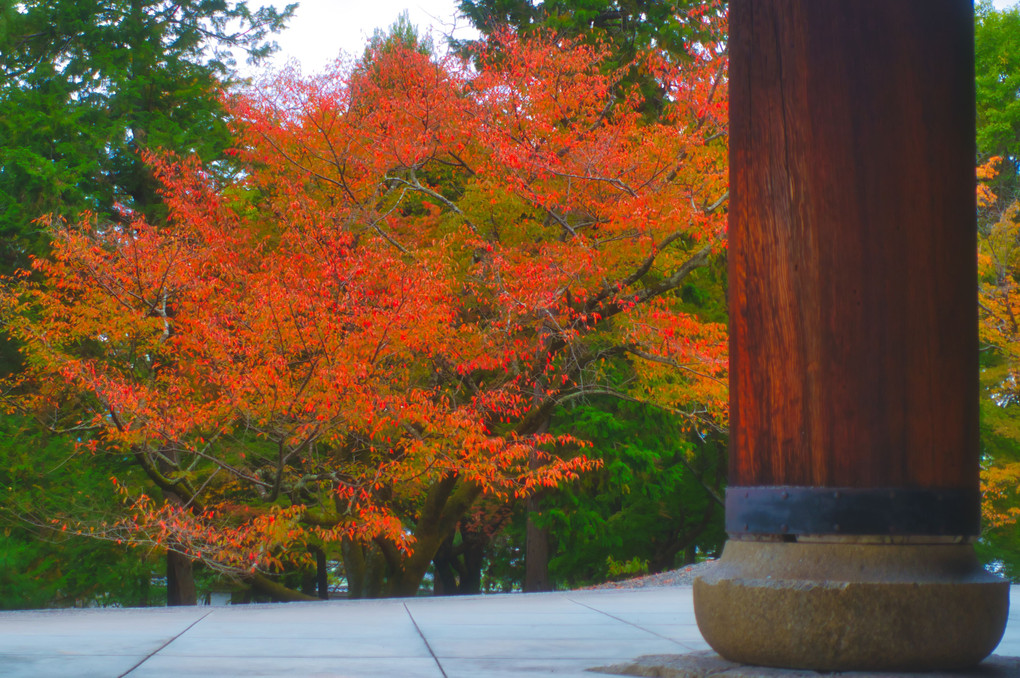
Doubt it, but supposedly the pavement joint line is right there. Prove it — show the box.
[404,602,449,678]
[118,609,214,677]
[566,597,692,648]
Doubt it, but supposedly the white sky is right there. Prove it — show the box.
[253,0,1020,75]
[251,0,477,75]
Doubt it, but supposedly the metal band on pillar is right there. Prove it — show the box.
[725,487,980,537]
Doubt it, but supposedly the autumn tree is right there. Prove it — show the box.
[978,155,1020,576]
[451,1,727,591]
[975,2,1020,580]
[6,18,727,599]
[233,25,726,591]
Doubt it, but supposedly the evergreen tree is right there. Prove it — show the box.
[0,0,295,274]
[0,0,293,607]
[457,0,716,57]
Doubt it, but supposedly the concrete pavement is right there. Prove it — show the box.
[1,585,1018,677]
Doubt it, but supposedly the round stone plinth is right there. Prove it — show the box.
[693,540,1009,672]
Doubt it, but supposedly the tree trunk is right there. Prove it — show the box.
[523,394,553,591]
[389,477,485,597]
[248,573,318,602]
[301,546,330,599]
[341,539,365,598]
[431,522,488,595]
[458,524,487,595]
[300,569,316,597]
[158,472,197,606]
[342,539,386,598]
[313,546,329,600]
[432,534,460,596]
[339,479,485,599]
[524,498,551,592]
[165,550,196,606]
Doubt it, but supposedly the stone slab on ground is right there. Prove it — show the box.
[591,650,1020,678]
[0,588,705,678]
[0,585,1016,677]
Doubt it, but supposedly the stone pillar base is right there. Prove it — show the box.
[693,540,1009,672]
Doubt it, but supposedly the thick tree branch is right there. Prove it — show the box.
[247,572,319,602]
[385,173,481,236]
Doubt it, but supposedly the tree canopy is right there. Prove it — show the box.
[4,14,728,599]
[975,3,1020,579]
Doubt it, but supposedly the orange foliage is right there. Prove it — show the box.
[4,19,728,579]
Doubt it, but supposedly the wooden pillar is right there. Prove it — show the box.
[728,0,978,529]
[693,1,1009,671]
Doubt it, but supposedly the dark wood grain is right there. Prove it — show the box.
[728,0,977,490]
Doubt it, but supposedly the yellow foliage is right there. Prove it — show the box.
[982,462,1020,529]
[977,156,1002,208]
[979,201,1020,359]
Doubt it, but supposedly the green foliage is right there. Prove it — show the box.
[0,0,295,273]
[0,531,157,609]
[540,396,725,587]
[605,554,648,580]
[365,10,435,58]
[977,350,1020,580]
[457,0,716,60]
[677,255,728,325]
[0,414,158,608]
[479,523,525,592]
